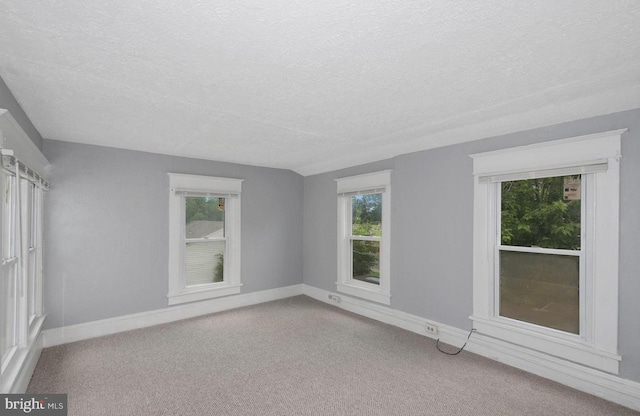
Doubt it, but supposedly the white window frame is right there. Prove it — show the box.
[19,179,44,338]
[0,109,48,393]
[470,129,625,374]
[168,173,243,305]
[0,156,46,385]
[1,169,19,371]
[336,170,391,305]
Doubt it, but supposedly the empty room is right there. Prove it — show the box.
[1,1,639,415]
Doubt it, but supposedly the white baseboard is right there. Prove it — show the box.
[42,284,303,348]
[302,284,640,412]
[467,333,640,411]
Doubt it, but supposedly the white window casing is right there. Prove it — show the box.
[167,173,243,305]
[336,170,392,305]
[469,129,625,374]
[0,109,47,393]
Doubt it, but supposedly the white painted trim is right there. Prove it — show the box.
[0,317,44,393]
[9,334,42,394]
[168,173,243,194]
[336,282,390,305]
[469,131,623,373]
[167,283,242,305]
[470,316,620,374]
[303,284,458,344]
[42,284,303,348]
[469,129,626,169]
[0,111,48,393]
[336,170,392,305]
[467,333,640,411]
[335,169,392,194]
[301,284,640,411]
[167,173,242,305]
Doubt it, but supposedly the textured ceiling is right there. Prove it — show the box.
[0,1,639,175]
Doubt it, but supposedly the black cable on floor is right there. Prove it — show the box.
[436,328,476,355]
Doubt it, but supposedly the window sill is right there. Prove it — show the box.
[28,314,46,342]
[168,283,242,306]
[470,315,621,374]
[336,282,391,305]
[0,315,45,393]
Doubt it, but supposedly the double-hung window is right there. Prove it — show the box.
[168,173,242,305]
[336,170,391,305]
[498,175,584,335]
[24,182,41,327]
[0,110,48,393]
[470,130,624,373]
[1,170,18,369]
[0,151,46,389]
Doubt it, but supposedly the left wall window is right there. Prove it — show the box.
[168,173,243,305]
[0,151,47,390]
[1,171,18,367]
[0,109,49,393]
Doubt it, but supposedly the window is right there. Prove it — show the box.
[0,152,46,382]
[1,171,18,368]
[336,170,391,304]
[499,175,583,334]
[168,173,243,305]
[0,110,48,392]
[24,182,41,326]
[470,130,625,373]
[184,196,226,286]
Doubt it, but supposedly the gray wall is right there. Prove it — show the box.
[42,140,304,329]
[0,75,43,149]
[302,108,640,382]
[35,107,640,383]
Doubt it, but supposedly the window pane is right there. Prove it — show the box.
[3,175,13,259]
[28,251,37,320]
[29,183,36,248]
[185,197,225,238]
[499,250,579,334]
[352,194,382,237]
[352,240,380,285]
[501,176,581,250]
[186,241,225,286]
[1,174,16,363]
[26,183,36,321]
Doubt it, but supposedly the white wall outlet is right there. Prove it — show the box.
[328,295,341,303]
[425,324,438,335]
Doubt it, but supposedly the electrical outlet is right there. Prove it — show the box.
[425,324,438,335]
[328,295,341,303]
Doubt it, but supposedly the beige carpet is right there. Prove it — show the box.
[28,296,638,415]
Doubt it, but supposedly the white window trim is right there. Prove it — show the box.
[168,173,243,305]
[0,109,48,393]
[336,170,392,305]
[21,180,39,329]
[469,129,625,374]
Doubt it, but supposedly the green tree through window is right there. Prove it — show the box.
[501,176,581,250]
[186,197,225,223]
[499,175,582,334]
[352,194,382,282]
